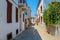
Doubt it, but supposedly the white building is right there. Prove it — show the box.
[37,0,44,24]
[0,0,24,40]
[0,0,31,40]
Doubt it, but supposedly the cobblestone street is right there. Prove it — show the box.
[13,25,42,40]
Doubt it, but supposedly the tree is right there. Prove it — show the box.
[43,2,60,25]
[43,2,60,35]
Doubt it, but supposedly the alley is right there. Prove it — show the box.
[13,25,42,40]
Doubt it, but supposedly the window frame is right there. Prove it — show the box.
[7,1,12,23]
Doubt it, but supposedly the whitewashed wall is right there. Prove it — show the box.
[21,12,25,31]
[0,0,20,40]
[18,7,26,33]
[37,0,44,24]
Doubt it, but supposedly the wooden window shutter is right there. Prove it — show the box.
[7,1,12,23]
[16,8,18,22]
[23,14,24,22]
[40,6,42,13]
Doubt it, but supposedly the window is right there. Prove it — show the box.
[19,0,22,3]
[7,1,12,23]
[19,0,25,3]
[16,29,18,35]
[23,0,25,3]
[40,6,42,13]
[40,16,42,24]
[23,14,24,22]
[26,12,27,15]
[16,8,18,22]
[7,32,12,40]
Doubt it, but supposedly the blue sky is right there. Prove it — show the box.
[26,0,39,17]
[44,0,60,8]
[26,0,60,17]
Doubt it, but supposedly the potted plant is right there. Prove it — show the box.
[43,2,60,35]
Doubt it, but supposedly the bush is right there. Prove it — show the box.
[43,2,60,26]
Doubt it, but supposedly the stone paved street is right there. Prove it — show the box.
[34,24,60,40]
[13,25,42,40]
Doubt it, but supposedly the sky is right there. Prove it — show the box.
[44,0,60,8]
[26,0,39,17]
[26,0,60,17]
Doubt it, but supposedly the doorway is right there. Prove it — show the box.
[7,32,12,40]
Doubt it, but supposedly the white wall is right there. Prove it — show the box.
[21,12,25,31]
[18,7,25,33]
[38,0,43,16]
[0,0,20,40]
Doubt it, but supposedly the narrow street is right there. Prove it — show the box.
[0,0,60,40]
[13,25,42,40]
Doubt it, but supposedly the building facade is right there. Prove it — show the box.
[0,0,19,40]
[18,0,31,29]
[37,0,44,24]
[26,6,31,27]
[0,0,31,40]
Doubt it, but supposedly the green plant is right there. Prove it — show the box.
[43,2,60,26]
